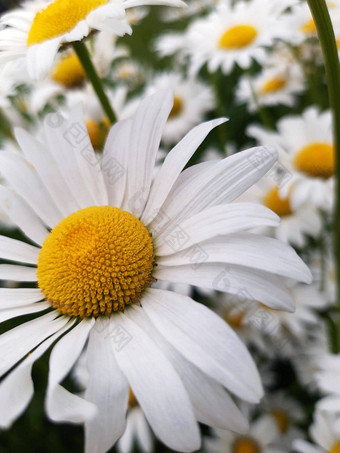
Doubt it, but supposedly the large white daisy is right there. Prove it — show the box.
[0,91,311,452]
[0,0,185,80]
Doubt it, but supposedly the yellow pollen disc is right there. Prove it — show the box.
[129,388,139,408]
[27,0,107,46]
[223,309,245,330]
[218,25,258,50]
[86,117,111,150]
[330,442,340,453]
[260,78,286,95]
[169,96,184,118]
[336,38,340,49]
[271,409,289,434]
[233,437,261,453]
[52,54,86,88]
[300,18,316,35]
[264,186,292,217]
[293,142,334,179]
[37,206,154,318]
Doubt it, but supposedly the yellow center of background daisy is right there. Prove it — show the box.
[86,117,111,150]
[293,142,334,179]
[37,206,154,318]
[271,409,289,434]
[233,437,261,453]
[129,388,139,408]
[169,95,184,118]
[218,25,258,50]
[260,78,286,95]
[300,18,317,35]
[27,0,107,46]
[264,186,292,217]
[330,442,340,453]
[223,308,245,330]
[52,54,86,88]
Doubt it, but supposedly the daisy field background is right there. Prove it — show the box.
[0,0,339,452]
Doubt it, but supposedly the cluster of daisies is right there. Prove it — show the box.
[0,0,339,452]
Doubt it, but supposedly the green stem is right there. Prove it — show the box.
[73,41,117,124]
[247,75,275,130]
[0,109,14,141]
[210,71,228,155]
[307,0,340,351]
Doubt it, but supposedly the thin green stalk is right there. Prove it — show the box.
[210,71,229,155]
[307,0,340,351]
[73,41,117,124]
[247,75,275,130]
[0,109,14,141]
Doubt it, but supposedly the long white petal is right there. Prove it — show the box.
[0,264,37,282]
[157,233,312,284]
[155,203,279,255]
[0,302,50,323]
[122,90,174,217]
[142,289,263,403]
[0,235,40,264]
[0,320,74,429]
[27,37,61,80]
[154,263,295,311]
[46,319,96,423]
[111,313,201,452]
[0,312,69,377]
[0,186,49,246]
[0,288,44,309]
[85,318,129,453]
[142,118,227,225]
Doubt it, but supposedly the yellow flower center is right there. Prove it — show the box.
[223,308,246,330]
[233,437,261,453]
[260,78,286,95]
[218,25,258,50]
[169,96,184,118]
[37,206,154,318]
[86,117,111,150]
[293,142,334,179]
[300,18,316,35]
[271,409,289,434]
[330,442,340,453]
[27,0,107,46]
[264,186,292,217]
[52,54,86,88]
[129,388,139,408]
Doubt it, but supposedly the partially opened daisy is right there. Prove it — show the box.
[0,0,185,80]
[0,90,311,452]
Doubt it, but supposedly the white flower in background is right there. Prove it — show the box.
[238,174,322,248]
[185,0,294,75]
[0,0,185,80]
[205,415,283,453]
[144,72,214,144]
[160,0,215,22]
[316,354,340,412]
[236,63,305,112]
[248,107,334,211]
[0,91,312,452]
[293,411,340,453]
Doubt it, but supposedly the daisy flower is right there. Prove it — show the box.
[316,354,340,412]
[0,0,185,80]
[186,0,294,75]
[0,91,311,452]
[293,411,340,453]
[247,107,334,211]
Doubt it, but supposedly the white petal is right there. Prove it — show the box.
[142,118,227,225]
[154,263,295,311]
[0,186,49,246]
[155,203,279,255]
[0,288,44,309]
[293,440,323,453]
[124,0,186,6]
[46,319,96,423]
[0,235,40,264]
[102,119,132,207]
[122,90,174,217]
[157,233,312,284]
[85,318,129,453]
[134,410,153,453]
[0,152,63,228]
[0,320,74,429]
[27,37,61,80]
[0,302,50,323]
[153,146,277,236]
[0,264,37,282]
[142,289,263,403]
[0,312,69,377]
[14,128,81,217]
[110,313,201,452]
